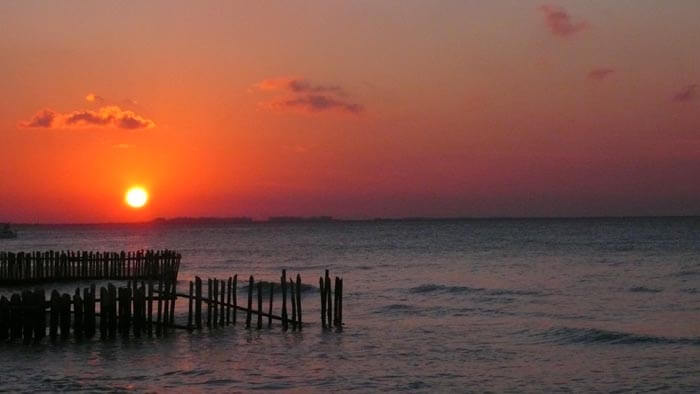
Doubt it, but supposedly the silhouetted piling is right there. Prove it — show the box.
[246,275,253,329]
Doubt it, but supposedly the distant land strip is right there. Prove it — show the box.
[8,215,700,226]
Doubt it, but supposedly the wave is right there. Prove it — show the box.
[629,286,662,293]
[408,284,543,297]
[535,327,700,346]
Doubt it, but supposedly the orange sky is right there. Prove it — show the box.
[1,1,699,222]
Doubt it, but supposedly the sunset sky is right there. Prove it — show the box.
[1,1,699,223]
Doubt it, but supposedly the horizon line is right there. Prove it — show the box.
[6,214,700,226]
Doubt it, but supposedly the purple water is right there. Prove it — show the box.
[1,218,699,391]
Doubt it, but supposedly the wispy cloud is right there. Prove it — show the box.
[267,95,363,114]
[255,77,362,115]
[20,106,155,130]
[85,93,105,103]
[539,5,587,37]
[588,68,615,81]
[672,84,697,102]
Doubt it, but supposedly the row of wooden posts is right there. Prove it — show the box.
[1,271,344,343]
[0,250,180,285]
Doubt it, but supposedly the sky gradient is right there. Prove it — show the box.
[1,1,699,222]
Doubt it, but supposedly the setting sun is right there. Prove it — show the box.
[125,186,149,208]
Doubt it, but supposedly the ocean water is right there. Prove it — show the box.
[1,218,699,392]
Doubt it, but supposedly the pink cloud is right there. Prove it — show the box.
[588,68,615,80]
[539,5,587,37]
[672,84,697,102]
[19,106,155,130]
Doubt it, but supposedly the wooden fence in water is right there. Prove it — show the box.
[0,250,180,285]
[0,251,344,344]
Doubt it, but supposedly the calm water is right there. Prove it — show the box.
[1,218,699,392]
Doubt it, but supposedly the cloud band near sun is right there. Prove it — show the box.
[255,77,363,114]
[19,105,155,130]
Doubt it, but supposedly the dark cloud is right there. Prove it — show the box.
[256,77,363,115]
[19,109,57,128]
[19,105,155,130]
[539,5,587,37]
[672,84,697,102]
[588,68,615,80]
[278,94,363,114]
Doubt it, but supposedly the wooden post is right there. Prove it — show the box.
[147,280,154,336]
[10,293,22,340]
[207,278,212,328]
[246,275,253,328]
[320,276,326,328]
[50,290,60,340]
[157,277,163,336]
[99,287,107,338]
[195,276,202,329]
[325,270,332,328]
[296,274,302,330]
[74,288,84,339]
[35,288,46,340]
[232,274,237,325]
[169,271,177,326]
[219,279,226,327]
[60,293,71,339]
[333,276,340,327]
[22,290,33,344]
[289,278,296,330]
[338,278,343,327]
[0,296,9,341]
[281,270,288,331]
[108,284,117,338]
[268,282,274,328]
[212,278,219,327]
[188,280,193,329]
[257,281,263,329]
[226,276,232,325]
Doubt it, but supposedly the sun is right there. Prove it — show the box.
[125,186,149,208]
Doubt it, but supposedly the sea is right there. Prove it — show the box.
[0,217,699,392]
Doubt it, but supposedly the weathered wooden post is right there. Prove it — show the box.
[226,276,232,325]
[207,278,212,328]
[289,278,297,330]
[157,278,163,336]
[195,276,202,329]
[60,293,71,339]
[325,270,332,328]
[257,281,263,329]
[108,284,117,338]
[0,296,9,340]
[334,277,339,327]
[320,276,326,328]
[74,288,84,339]
[281,270,288,331]
[188,280,194,329]
[296,274,302,330]
[246,275,253,329]
[99,287,107,338]
[219,280,226,327]
[212,278,219,327]
[268,282,274,328]
[35,288,46,340]
[232,274,237,325]
[22,290,33,344]
[338,278,343,327]
[10,293,22,340]
[147,280,154,336]
[50,290,60,340]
